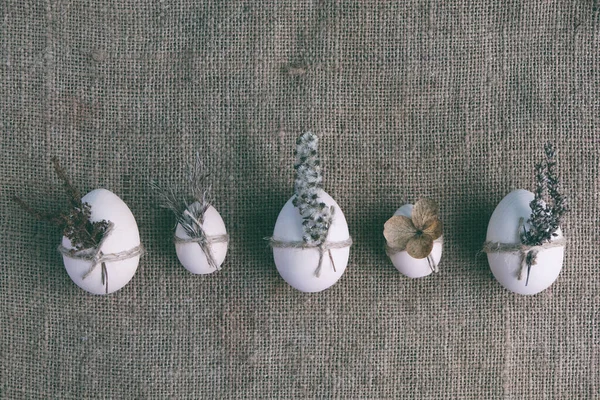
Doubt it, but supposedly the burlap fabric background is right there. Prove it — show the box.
[2,1,599,398]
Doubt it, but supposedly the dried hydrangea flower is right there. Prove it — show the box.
[383,198,443,259]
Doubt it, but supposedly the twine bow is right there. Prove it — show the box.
[482,218,566,286]
[268,237,353,277]
[386,237,443,273]
[174,234,229,271]
[57,223,144,294]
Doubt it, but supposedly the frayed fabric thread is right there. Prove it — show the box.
[57,223,144,294]
[268,237,353,277]
[385,237,443,273]
[482,218,566,285]
[174,234,229,271]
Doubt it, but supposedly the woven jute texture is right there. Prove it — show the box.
[1,1,599,399]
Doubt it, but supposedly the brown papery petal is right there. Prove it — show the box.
[411,198,439,230]
[423,219,443,240]
[406,235,434,259]
[383,215,417,250]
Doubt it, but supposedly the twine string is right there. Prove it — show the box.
[426,254,439,273]
[173,234,229,271]
[482,218,566,285]
[57,223,144,294]
[268,237,353,277]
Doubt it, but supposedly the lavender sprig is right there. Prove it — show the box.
[292,132,334,246]
[521,143,568,246]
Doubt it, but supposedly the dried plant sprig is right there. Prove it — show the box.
[51,157,81,209]
[521,143,569,246]
[187,152,211,209]
[13,157,109,250]
[151,153,211,239]
[292,132,334,247]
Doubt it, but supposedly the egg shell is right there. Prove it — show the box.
[387,204,443,278]
[61,188,141,295]
[486,189,564,295]
[272,190,350,293]
[175,204,228,274]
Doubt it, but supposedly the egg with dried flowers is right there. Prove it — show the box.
[60,188,142,295]
[484,144,567,295]
[272,189,350,292]
[14,158,141,295]
[383,198,443,278]
[269,132,352,293]
[174,202,228,274]
[151,154,229,275]
[485,189,565,295]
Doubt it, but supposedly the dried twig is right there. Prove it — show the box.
[151,153,211,239]
[13,158,109,250]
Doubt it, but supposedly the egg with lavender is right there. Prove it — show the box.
[272,190,350,292]
[270,132,352,293]
[486,189,565,295]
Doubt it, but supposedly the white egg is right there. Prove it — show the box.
[61,188,141,295]
[387,204,443,278]
[272,190,350,293]
[175,204,228,274]
[486,189,564,295]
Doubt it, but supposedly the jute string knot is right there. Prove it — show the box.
[57,223,145,294]
[385,237,443,273]
[174,233,229,271]
[482,218,566,285]
[268,237,353,277]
